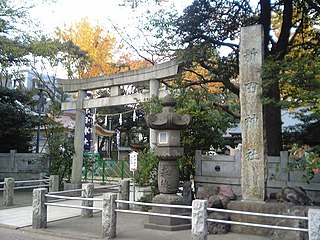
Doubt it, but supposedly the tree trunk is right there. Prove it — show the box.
[260,0,285,156]
[263,82,283,156]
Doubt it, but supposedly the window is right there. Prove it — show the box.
[159,132,168,144]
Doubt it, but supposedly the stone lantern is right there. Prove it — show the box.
[145,94,191,231]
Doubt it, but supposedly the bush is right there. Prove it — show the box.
[134,148,159,197]
[286,144,320,183]
[43,125,74,189]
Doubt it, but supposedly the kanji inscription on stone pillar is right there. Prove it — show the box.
[239,25,267,201]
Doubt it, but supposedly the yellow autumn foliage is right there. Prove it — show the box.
[56,18,153,79]
[56,18,119,78]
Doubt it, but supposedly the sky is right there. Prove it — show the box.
[28,0,193,37]
[14,0,193,78]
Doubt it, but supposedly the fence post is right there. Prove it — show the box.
[121,159,125,179]
[191,199,208,240]
[102,193,117,239]
[308,208,320,240]
[119,180,130,210]
[3,178,14,206]
[195,150,202,177]
[49,175,59,192]
[32,188,47,229]
[81,183,94,218]
[102,160,106,183]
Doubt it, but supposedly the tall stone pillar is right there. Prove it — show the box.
[71,90,86,184]
[149,79,160,150]
[145,95,191,231]
[239,25,267,201]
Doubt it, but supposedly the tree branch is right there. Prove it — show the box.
[184,34,239,50]
[211,101,240,119]
[272,0,293,59]
[304,0,320,13]
[108,18,155,65]
[198,61,240,96]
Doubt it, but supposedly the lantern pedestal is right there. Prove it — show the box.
[144,194,191,231]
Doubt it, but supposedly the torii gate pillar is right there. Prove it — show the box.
[71,90,86,184]
[149,79,160,150]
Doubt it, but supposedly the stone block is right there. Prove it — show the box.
[154,146,184,159]
[63,182,82,196]
[208,212,230,234]
[308,208,320,240]
[228,200,308,238]
[81,183,94,218]
[158,161,180,194]
[182,181,193,205]
[192,199,208,240]
[196,185,218,200]
[119,180,130,210]
[32,188,47,229]
[102,193,117,239]
[3,178,14,206]
[145,194,191,231]
[49,175,59,192]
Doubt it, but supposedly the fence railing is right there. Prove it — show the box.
[207,207,308,232]
[32,188,320,240]
[83,152,132,183]
[1,175,59,206]
[32,180,130,231]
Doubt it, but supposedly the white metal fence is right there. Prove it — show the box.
[32,189,320,240]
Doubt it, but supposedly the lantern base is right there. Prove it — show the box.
[144,194,191,231]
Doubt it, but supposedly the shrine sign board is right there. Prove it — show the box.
[129,151,138,171]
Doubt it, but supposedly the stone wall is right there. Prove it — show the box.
[0,150,48,180]
[194,150,320,202]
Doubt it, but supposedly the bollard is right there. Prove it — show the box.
[39,173,46,180]
[191,199,208,240]
[32,188,47,229]
[119,180,130,210]
[49,175,59,192]
[81,183,94,218]
[308,208,320,240]
[3,178,14,206]
[183,181,193,205]
[102,193,117,239]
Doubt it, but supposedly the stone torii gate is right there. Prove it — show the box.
[58,60,180,185]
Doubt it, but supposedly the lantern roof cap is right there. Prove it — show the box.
[146,95,191,130]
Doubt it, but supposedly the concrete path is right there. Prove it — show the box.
[0,198,102,228]
[0,211,272,240]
